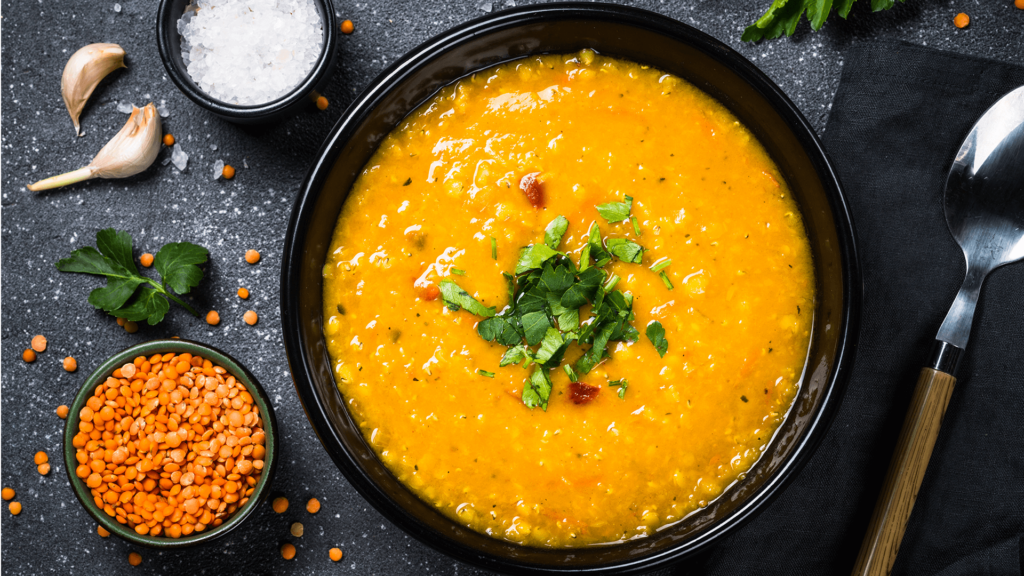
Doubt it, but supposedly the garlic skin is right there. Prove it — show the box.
[62,43,126,136]
[27,103,162,192]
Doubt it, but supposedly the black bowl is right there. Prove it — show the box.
[281,3,860,574]
[156,0,339,124]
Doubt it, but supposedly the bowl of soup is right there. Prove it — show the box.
[281,3,859,573]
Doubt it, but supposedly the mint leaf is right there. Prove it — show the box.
[155,242,209,295]
[521,311,552,346]
[544,215,569,249]
[607,238,644,264]
[515,244,560,274]
[646,320,668,357]
[438,279,496,317]
[111,288,171,325]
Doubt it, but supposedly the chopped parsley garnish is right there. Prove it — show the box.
[631,215,641,237]
[450,268,467,276]
[608,378,629,399]
[477,369,495,378]
[403,178,412,186]
[650,258,672,273]
[659,271,674,290]
[645,320,668,357]
[433,205,674,409]
[438,279,495,317]
[490,237,497,260]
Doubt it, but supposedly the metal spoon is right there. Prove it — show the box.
[852,85,1024,576]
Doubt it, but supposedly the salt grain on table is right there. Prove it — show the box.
[116,101,133,114]
[213,159,224,180]
[177,0,324,105]
[171,145,189,172]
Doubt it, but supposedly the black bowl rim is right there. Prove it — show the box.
[61,338,279,549]
[280,2,861,573]
[155,0,338,118]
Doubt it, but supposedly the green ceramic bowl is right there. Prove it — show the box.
[62,339,277,548]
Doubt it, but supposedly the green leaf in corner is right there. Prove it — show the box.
[607,238,644,264]
[95,228,139,275]
[57,246,145,312]
[743,0,903,42]
[438,279,496,317]
[111,287,171,325]
[835,0,855,16]
[155,242,209,295]
[646,320,668,357]
[544,215,569,249]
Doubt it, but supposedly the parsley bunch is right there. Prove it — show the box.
[743,0,904,42]
[56,228,208,325]
[439,198,670,410]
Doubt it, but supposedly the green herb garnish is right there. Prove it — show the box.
[608,378,629,399]
[631,215,641,237]
[607,238,644,264]
[56,228,207,325]
[595,194,633,223]
[646,320,669,357]
[491,237,497,260]
[403,178,412,186]
[659,271,674,290]
[544,215,569,249]
[743,0,904,42]
[451,268,467,276]
[478,369,495,378]
[438,279,496,317]
[650,258,671,273]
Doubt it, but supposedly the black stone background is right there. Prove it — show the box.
[1,1,1022,574]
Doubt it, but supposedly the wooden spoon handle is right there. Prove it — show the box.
[851,367,957,576]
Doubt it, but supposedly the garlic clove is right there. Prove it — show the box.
[62,43,126,137]
[27,103,162,192]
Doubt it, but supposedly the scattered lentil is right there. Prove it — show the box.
[35,451,49,465]
[1017,0,1024,9]
[163,133,175,146]
[140,253,155,267]
[9,502,22,515]
[290,522,304,537]
[71,353,266,537]
[316,96,329,111]
[281,542,296,560]
[340,19,354,34]
[206,310,221,326]
[237,287,249,299]
[954,12,970,27]
[23,349,36,363]
[32,334,48,352]
[272,497,289,513]
[243,311,258,326]
[245,249,261,264]
[329,547,343,561]
[98,525,111,537]
[64,357,78,372]
[306,497,320,514]
[117,317,127,327]
[57,405,70,419]
[223,165,236,180]
[124,321,139,334]
[1,488,14,501]
[128,552,142,566]
[38,463,51,476]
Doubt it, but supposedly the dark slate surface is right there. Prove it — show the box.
[1,1,1021,574]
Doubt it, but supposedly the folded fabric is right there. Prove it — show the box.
[677,41,1024,576]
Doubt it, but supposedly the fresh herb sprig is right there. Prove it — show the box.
[56,228,208,325]
[439,199,670,410]
[743,0,904,42]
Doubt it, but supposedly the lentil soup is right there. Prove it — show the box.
[322,50,814,547]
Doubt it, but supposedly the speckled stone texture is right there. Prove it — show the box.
[1,1,1021,574]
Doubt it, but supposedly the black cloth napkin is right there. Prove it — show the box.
[682,42,1024,576]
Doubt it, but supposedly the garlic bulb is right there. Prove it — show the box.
[27,103,162,192]
[62,43,126,136]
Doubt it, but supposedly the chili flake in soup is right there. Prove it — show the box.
[322,50,814,547]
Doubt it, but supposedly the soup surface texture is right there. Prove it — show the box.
[322,51,814,547]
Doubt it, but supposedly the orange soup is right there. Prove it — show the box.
[322,50,814,547]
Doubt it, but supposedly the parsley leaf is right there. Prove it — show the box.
[56,228,205,325]
[607,238,644,264]
[515,244,561,274]
[522,367,552,410]
[534,327,572,367]
[544,215,569,249]
[646,320,668,357]
[438,279,496,317]
[477,369,495,378]
[742,0,903,42]
[586,222,611,268]
[520,311,552,346]
[608,378,629,399]
[477,316,521,346]
[595,196,632,223]
[499,345,533,367]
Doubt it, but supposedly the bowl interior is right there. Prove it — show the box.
[63,339,278,548]
[157,0,337,116]
[283,4,858,573]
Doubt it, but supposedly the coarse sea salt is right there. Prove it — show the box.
[178,0,323,106]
